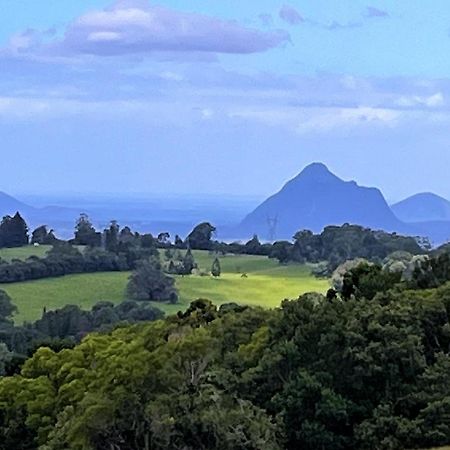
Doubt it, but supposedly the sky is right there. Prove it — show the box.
[2,0,450,202]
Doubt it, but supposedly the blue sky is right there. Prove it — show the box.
[1,0,450,201]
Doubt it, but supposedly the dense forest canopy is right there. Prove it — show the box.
[1,246,450,448]
[2,274,450,449]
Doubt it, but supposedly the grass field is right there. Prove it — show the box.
[0,245,53,261]
[2,250,329,323]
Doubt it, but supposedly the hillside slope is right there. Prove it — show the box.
[392,193,450,223]
[239,163,406,240]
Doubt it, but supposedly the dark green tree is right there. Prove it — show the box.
[341,262,402,301]
[174,234,185,249]
[186,222,216,250]
[127,258,178,303]
[73,213,101,247]
[0,213,29,248]
[31,225,57,245]
[104,220,119,252]
[182,249,196,275]
[0,290,17,325]
[211,257,221,277]
[245,235,262,255]
[157,232,170,246]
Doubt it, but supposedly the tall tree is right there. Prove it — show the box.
[182,249,196,275]
[211,257,221,277]
[174,234,185,249]
[127,258,178,303]
[245,235,262,255]
[104,220,119,252]
[31,225,57,245]
[0,290,17,327]
[73,213,101,247]
[0,213,29,248]
[186,222,216,250]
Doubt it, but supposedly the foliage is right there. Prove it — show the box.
[31,226,58,246]
[5,252,328,324]
[0,231,160,284]
[340,262,402,300]
[272,224,424,271]
[127,257,178,303]
[0,290,16,324]
[72,214,101,247]
[409,252,450,290]
[186,222,216,250]
[103,220,119,253]
[0,299,164,375]
[211,258,221,277]
[3,275,450,449]
[0,213,29,249]
[0,343,12,376]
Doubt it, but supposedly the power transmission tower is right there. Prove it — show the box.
[267,215,278,241]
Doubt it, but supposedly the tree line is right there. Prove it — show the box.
[0,290,164,377]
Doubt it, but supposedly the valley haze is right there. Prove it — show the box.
[2,163,450,245]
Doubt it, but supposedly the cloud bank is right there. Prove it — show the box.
[56,2,290,56]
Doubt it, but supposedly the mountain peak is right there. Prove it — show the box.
[392,191,450,222]
[301,162,330,175]
[289,162,339,186]
[239,162,403,239]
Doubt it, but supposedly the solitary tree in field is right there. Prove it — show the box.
[182,249,196,275]
[211,257,221,278]
[127,257,178,303]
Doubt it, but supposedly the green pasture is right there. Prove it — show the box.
[0,245,52,261]
[1,250,329,323]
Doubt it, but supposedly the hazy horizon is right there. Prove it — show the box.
[6,162,448,207]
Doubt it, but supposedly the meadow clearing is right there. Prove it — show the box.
[0,248,329,323]
[0,244,52,261]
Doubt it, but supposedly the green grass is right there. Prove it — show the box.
[0,245,53,261]
[2,251,329,323]
[4,272,130,323]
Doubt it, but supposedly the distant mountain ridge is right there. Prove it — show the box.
[391,193,450,223]
[2,171,450,245]
[237,163,450,244]
[239,163,407,240]
[0,191,79,236]
[0,191,32,217]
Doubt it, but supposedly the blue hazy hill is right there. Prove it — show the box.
[239,163,410,240]
[392,193,450,223]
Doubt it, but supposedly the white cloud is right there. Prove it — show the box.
[396,92,444,108]
[55,2,289,57]
[159,71,184,82]
[228,106,401,134]
[87,31,122,42]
